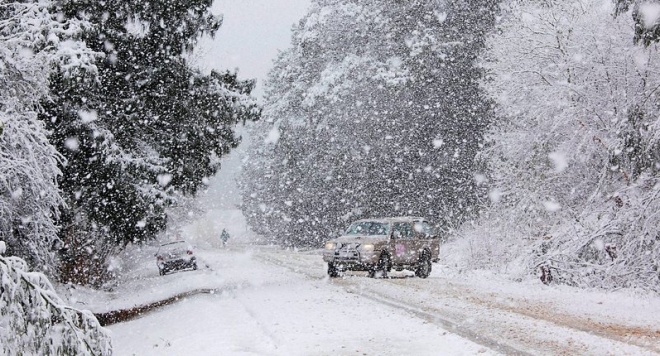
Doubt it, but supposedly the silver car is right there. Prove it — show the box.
[322,217,440,278]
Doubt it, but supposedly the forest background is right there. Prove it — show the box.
[2,3,660,352]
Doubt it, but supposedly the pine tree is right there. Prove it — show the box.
[241,0,497,246]
[42,0,259,285]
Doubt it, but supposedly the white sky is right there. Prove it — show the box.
[197,0,312,99]
[192,1,311,218]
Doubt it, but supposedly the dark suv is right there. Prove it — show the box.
[156,241,197,275]
[322,217,440,278]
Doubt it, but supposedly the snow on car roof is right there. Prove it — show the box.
[159,240,188,246]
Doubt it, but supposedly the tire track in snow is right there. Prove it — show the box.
[347,287,531,356]
[252,251,528,356]
[253,248,659,355]
[224,287,284,355]
[383,277,660,355]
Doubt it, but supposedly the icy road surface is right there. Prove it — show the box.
[105,245,660,356]
[108,246,496,355]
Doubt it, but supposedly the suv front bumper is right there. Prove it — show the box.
[323,250,379,270]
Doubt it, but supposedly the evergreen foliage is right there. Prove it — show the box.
[241,0,498,246]
[41,0,259,285]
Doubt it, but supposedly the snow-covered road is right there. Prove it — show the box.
[108,247,497,355]
[258,247,660,355]
[103,245,660,355]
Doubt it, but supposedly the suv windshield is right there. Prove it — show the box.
[345,221,390,236]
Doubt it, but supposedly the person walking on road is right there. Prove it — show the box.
[220,229,230,247]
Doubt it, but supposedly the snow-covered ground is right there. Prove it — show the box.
[61,235,660,356]
[107,246,496,355]
[57,203,660,355]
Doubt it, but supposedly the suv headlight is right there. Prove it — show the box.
[360,244,375,251]
[324,242,336,250]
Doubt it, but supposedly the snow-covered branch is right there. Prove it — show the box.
[450,0,660,292]
[0,0,98,270]
[0,242,112,355]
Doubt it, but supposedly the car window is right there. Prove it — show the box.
[345,221,390,235]
[419,222,435,237]
[392,222,414,239]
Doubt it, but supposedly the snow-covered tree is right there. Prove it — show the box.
[0,241,112,355]
[450,0,660,291]
[615,0,660,46]
[42,0,259,285]
[241,0,498,246]
[0,0,97,272]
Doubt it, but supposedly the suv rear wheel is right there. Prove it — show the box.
[415,251,432,278]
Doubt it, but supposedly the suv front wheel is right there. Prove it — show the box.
[327,263,340,278]
[368,253,390,278]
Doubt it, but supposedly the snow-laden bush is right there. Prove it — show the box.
[0,241,112,355]
[450,0,660,291]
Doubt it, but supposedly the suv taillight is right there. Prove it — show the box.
[157,255,164,261]
[187,250,193,255]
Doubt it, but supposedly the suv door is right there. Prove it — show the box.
[391,222,416,264]
[416,220,440,261]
